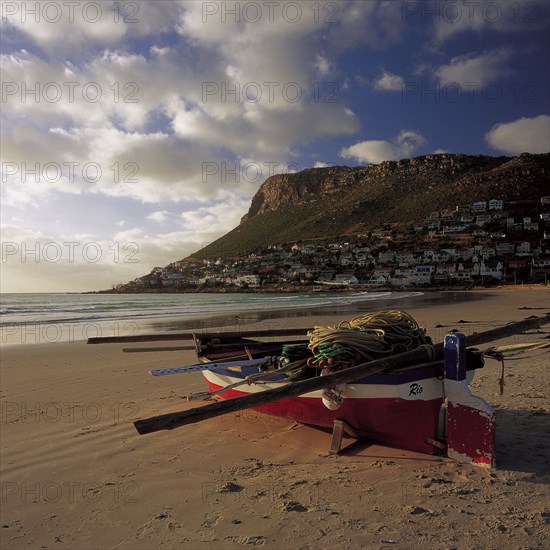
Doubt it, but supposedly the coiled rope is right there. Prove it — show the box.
[307,310,432,370]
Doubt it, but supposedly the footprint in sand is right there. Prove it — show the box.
[225,535,266,546]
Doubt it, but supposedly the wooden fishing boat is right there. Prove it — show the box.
[89,312,550,468]
[190,330,485,459]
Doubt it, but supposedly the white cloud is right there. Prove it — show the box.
[373,70,404,92]
[432,0,549,43]
[313,54,331,76]
[146,211,171,223]
[1,33,360,205]
[0,123,236,205]
[1,1,185,56]
[435,48,513,87]
[327,1,405,52]
[180,197,250,234]
[485,115,550,154]
[313,161,332,168]
[339,130,427,164]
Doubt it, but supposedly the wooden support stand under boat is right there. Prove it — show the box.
[329,419,366,455]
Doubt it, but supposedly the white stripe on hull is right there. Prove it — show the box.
[202,370,451,401]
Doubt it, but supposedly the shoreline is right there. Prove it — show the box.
[2,286,547,347]
[1,288,549,548]
[0,289,495,347]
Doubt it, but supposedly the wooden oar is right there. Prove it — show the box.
[122,342,304,353]
[87,328,309,344]
[134,314,550,435]
[123,346,196,353]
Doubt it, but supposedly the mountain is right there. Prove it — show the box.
[189,152,550,259]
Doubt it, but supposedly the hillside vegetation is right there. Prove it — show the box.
[189,153,550,260]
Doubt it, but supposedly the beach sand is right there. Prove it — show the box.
[1,289,549,549]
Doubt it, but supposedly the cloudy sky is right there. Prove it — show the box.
[1,0,549,292]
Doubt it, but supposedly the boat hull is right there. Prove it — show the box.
[203,368,449,454]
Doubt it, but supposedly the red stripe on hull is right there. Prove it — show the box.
[206,381,443,454]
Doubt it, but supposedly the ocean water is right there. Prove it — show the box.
[0,291,422,346]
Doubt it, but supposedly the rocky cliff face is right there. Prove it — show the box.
[244,166,360,219]
[242,153,549,221]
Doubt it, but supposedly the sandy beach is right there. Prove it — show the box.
[1,288,549,549]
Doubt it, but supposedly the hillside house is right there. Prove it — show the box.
[317,269,336,282]
[340,251,354,266]
[475,214,492,226]
[395,252,416,266]
[531,257,550,278]
[372,266,393,279]
[456,248,474,261]
[334,273,358,285]
[298,265,320,278]
[355,253,373,267]
[471,201,487,212]
[477,261,503,280]
[531,256,550,283]
[443,225,469,233]
[162,272,185,286]
[450,263,474,282]
[394,268,414,278]
[508,222,524,232]
[411,265,433,285]
[496,242,515,255]
[480,246,496,259]
[432,251,451,263]
[524,218,539,231]
[378,251,396,264]
[470,201,487,212]
[436,263,457,275]
[489,199,503,210]
[235,274,260,286]
[301,244,317,254]
[366,275,389,286]
[441,248,458,259]
[508,258,529,269]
